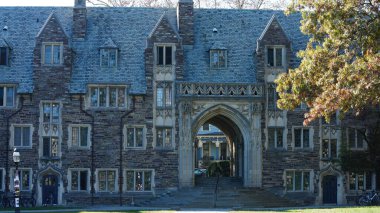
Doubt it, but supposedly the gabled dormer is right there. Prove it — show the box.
[256,15,291,83]
[99,38,118,68]
[209,41,227,69]
[0,38,10,66]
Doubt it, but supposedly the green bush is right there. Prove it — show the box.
[207,161,230,177]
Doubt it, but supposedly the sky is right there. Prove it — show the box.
[0,0,74,6]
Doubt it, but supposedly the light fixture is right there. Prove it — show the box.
[13,148,20,163]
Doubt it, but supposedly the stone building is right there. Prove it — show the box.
[0,0,377,206]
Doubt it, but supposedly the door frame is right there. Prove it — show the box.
[37,167,64,206]
[42,174,59,205]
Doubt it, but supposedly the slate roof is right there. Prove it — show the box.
[0,6,307,94]
[183,9,308,84]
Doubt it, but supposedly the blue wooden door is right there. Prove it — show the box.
[323,175,337,204]
[42,175,58,205]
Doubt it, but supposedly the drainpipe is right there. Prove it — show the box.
[119,96,136,206]
[5,96,24,194]
[80,95,95,206]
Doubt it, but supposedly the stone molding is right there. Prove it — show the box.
[178,82,263,97]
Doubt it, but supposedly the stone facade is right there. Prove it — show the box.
[0,0,376,207]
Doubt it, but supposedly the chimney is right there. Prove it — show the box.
[73,0,87,39]
[177,0,194,45]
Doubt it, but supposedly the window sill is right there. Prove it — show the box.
[0,106,16,109]
[125,147,146,150]
[154,147,174,151]
[293,147,313,151]
[40,156,60,161]
[68,146,91,150]
[88,107,129,110]
[12,146,33,150]
[41,64,63,67]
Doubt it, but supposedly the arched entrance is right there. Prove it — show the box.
[37,166,64,205]
[178,102,262,188]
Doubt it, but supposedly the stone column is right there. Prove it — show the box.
[178,101,193,187]
[251,103,262,187]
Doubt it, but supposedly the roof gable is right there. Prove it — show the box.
[148,13,180,40]
[256,15,290,51]
[36,12,68,38]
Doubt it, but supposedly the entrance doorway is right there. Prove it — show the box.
[42,175,58,205]
[323,175,337,204]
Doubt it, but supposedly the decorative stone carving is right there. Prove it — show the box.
[268,110,283,118]
[156,109,172,118]
[178,82,263,97]
[252,103,262,114]
[156,65,173,74]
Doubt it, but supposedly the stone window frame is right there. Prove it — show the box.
[292,126,314,150]
[124,169,154,192]
[284,169,313,193]
[95,168,118,193]
[68,124,92,150]
[10,168,32,191]
[347,171,374,192]
[67,168,91,192]
[100,48,118,68]
[155,82,172,109]
[0,84,16,108]
[265,45,285,68]
[0,46,10,66]
[39,101,62,159]
[123,125,147,150]
[87,85,129,109]
[267,84,279,110]
[10,124,34,149]
[155,44,174,66]
[41,42,63,65]
[267,127,286,150]
[154,127,174,150]
[209,49,227,69]
[0,168,4,192]
[346,128,367,151]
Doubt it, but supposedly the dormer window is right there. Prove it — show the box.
[88,85,127,108]
[0,47,9,66]
[210,49,227,69]
[42,43,63,65]
[100,48,117,68]
[267,46,284,67]
[156,45,172,65]
[0,85,15,107]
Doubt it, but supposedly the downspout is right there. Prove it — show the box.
[119,96,136,206]
[5,96,24,194]
[80,95,95,206]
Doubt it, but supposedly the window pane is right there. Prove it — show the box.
[322,139,329,158]
[0,170,3,190]
[165,46,172,65]
[357,130,364,148]
[211,51,219,68]
[44,45,51,64]
[268,87,276,110]
[268,128,275,148]
[219,50,226,68]
[0,47,7,65]
[157,46,164,65]
[43,137,50,157]
[126,171,134,191]
[267,47,274,66]
[101,50,108,67]
[51,137,58,157]
[275,48,282,67]
[109,50,116,67]
[164,129,171,148]
[72,171,78,190]
[109,87,117,107]
[331,139,337,158]
[90,88,99,107]
[165,87,171,106]
[156,129,163,147]
[99,88,107,107]
[348,129,356,148]
[135,171,143,191]
[295,171,302,191]
[156,88,163,107]
[349,173,356,190]
[99,171,106,191]
[136,128,143,147]
[366,172,372,190]
[358,173,364,190]
[0,87,3,106]
[303,172,310,191]
[127,128,134,147]
[22,127,30,147]
[21,171,30,190]
[117,88,125,107]
[107,171,115,192]
[80,171,87,191]
[276,128,283,148]
[303,129,309,148]
[14,127,22,147]
[43,103,51,123]
[6,87,14,107]
[80,127,88,147]
[52,103,60,123]
[286,171,293,191]
[72,127,79,147]
[294,129,301,148]
[144,171,152,191]
[53,45,60,64]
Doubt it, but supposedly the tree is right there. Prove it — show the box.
[275,0,380,125]
[87,0,175,7]
[225,0,264,9]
